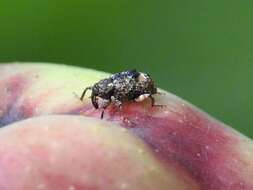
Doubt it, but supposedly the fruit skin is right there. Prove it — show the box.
[0,115,194,190]
[0,63,253,190]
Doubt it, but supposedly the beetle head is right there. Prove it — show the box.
[93,78,114,100]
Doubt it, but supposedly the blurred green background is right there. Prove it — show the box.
[0,0,252,137]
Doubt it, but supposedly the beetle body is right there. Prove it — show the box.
[80,69,157,118]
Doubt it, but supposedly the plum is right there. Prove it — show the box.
[0,63,252,190]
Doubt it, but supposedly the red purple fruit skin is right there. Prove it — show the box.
[0,63,253,190]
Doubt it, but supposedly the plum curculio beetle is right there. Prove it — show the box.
[80,69,158,119]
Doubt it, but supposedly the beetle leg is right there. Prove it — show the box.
[91,95,99,109]
[114,99,123,110]
[80,86,92,101]
[111,96,122,110]
[149,95,155,106]
[101,110,105,119]
[135,94,164,107]
[135,94,150,102]
[150,95,167,108]
[156,91,166,95]
[100,99,111,119]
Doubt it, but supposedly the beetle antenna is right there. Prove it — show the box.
[80,86,92,101]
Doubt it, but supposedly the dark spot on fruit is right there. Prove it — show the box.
[0,75,31,127]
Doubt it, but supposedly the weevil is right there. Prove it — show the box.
[80,69,157,118]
